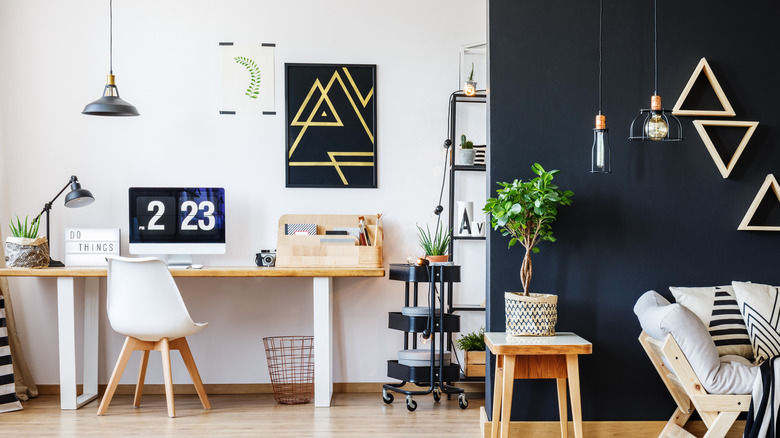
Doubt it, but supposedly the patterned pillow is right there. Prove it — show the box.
[0,296,23,413]
[732,281,780,363]
[670,285,753,359]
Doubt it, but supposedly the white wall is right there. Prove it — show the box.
[0,0,486,386]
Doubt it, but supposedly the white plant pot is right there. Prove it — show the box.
[456,149,475,166]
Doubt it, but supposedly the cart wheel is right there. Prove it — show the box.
[382,389,394,404]
[458,393,468,409]
[433,388,441,402]
[406,395,417,412]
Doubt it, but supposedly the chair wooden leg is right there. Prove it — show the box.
[159,338,175,418]
[660,407,693,437]
[97,337,136,416]
[173,337,211,410]
[133,350,150,408]
[702,411,741,438]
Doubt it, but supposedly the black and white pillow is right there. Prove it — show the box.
[0,296,22,413]
[670,285,753,360]
[732,281,780,364]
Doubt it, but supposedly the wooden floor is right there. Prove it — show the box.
[2,393,485,437]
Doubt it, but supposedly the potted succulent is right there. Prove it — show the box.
[455,327,486,377]
[416,223,451,263]
[482,163,573,336]
[456,134,475,166]
[5,214,49,268]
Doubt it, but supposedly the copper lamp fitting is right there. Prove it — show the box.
[106,74,116,86]
[595,114,606,130]
[650,95,662,111]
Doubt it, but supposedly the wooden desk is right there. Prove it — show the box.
[486,332,592,438]
[0,266,385,410]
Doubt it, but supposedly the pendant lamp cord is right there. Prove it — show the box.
[109,0,113,75]
[653,0,658,95]
[598,0,603,115]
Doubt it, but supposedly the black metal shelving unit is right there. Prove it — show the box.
[382,264,468,411]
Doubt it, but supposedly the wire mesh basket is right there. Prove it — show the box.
[262,335,314,404]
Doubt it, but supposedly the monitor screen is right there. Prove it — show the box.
[128,187,226,262]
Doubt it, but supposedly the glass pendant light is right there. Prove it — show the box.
[629,0,681,142]
[83,0,139,116]
[591,0,611,174]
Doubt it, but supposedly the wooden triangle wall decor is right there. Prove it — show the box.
[739,174,780,231]
[693,120,759,179]
[673,58,736,117]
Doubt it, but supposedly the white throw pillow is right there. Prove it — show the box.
[670,285,753,360]
[732,281,780,363]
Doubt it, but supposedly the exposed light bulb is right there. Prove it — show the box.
[644,95,668,141]
[591,114,610,174]
[419,332,432,345]
[595,131,606,169]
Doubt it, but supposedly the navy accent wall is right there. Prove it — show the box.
[487,0,780,421]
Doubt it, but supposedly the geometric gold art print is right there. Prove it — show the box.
[285,64,377,188]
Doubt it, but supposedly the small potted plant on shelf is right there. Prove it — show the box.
[5,214,49,268]
[463,62,477,96]
[482,163,573,336]
[456,327,486,377]
[456,134,475,166]
[416,223,451,263]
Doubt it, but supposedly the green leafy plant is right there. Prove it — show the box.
[234,56,261,99]
[9,214,41,239]
[482,163,573,295]
[416,223,451,256]
[460,134,474,149]
[468,62,475,81]
[456,327,485,351]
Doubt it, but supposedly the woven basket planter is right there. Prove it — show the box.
[4,237,49,268]
[505,292,558,336]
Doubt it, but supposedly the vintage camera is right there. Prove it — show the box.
[256,250,276,267]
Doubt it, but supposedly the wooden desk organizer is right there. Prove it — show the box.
[276,214,383,268]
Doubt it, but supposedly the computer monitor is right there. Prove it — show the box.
[128,187,225,266]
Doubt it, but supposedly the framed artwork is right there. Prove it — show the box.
[285,63,377,188]
[220,42,275,114]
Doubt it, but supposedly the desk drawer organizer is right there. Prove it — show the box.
[276,214,383,268]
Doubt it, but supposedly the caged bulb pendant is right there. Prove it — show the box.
[628,0,681,142]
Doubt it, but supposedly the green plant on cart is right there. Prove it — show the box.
[416,223,451,256]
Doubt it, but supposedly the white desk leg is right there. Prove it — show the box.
[56,277,100,410]
[313,277,333,407]
[56,277,78,409]
[81,278,99,407]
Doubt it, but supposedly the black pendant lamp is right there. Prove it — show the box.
[83,0,139,116]
[591,0,611,174]
[629,0,681,142]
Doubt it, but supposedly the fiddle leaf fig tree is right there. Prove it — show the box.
[483,163,573,296]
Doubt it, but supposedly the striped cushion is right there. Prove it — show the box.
[732,281,780,364]
[0,296,22,413]
[670,285,753,360]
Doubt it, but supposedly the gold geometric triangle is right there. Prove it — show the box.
[738,174,780,231]
[673,58,736,117]
[692,120,758,179]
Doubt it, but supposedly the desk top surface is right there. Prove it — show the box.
[486,331,592,355]
[0,266,386,278]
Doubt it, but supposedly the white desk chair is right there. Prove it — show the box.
[97,256,211,417]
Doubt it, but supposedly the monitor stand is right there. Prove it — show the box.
[167,254,193,269]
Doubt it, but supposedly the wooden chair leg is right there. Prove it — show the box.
[173,337,211,410]
[97,337,136,416]
[660,407,693,437]
[159,338,175,418]
[702,411,740,438]
[133,350,150,408]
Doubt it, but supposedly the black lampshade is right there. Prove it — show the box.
[64,180,95,208]
[82,79,139,117]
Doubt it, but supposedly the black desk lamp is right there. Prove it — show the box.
[33,175,95,267]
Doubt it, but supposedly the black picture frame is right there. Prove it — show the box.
[285,63,377,188]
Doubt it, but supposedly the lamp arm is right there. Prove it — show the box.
[32,176,77,224]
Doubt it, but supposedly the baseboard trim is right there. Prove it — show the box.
[478,407,746,438]
[37,381,486,396]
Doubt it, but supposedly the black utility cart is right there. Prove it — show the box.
[382,263,467,411]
